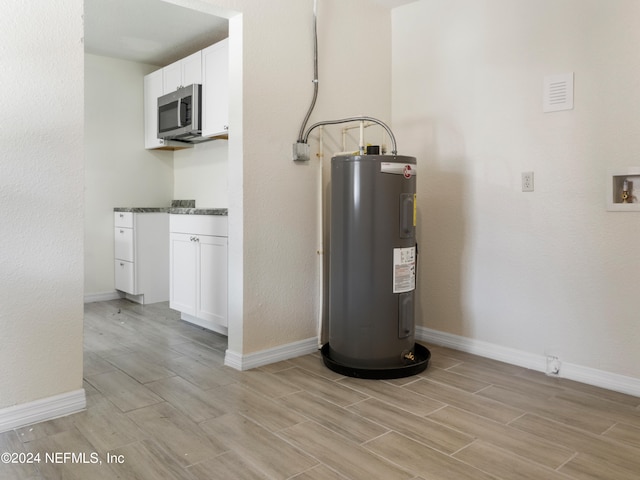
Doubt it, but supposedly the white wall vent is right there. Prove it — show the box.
[543,73,574,113]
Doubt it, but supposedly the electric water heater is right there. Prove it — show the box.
[321,154,430,379]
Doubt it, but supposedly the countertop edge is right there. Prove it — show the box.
[114,207,228,216]
[169,208,228,216]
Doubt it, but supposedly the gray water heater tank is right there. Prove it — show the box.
[321,154,430,379]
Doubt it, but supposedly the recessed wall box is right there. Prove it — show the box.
[607,168,640,211]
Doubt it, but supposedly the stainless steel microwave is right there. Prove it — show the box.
[157,84,203,142]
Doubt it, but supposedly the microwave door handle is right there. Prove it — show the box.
[176,98,183,127]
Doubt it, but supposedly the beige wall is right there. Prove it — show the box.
[238,0,392,354]
[0,1,84,408]
[393,0,640,380]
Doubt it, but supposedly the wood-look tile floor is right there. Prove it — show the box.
[2,298,640,479]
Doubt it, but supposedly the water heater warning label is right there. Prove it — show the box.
[393,246,416,293]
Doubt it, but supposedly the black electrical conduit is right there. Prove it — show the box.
[295,0,399,156]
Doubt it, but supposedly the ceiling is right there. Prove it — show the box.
[83,0,229,66]
[83,0,417,67]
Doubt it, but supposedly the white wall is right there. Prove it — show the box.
[0,1,84,409]
[84,54,230,298]
[173,140,229,207]
[393,0,640,381]
[84,54,174,298]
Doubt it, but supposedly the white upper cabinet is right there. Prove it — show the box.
[202,38,229,138]
[144,69,165,149]
[163,51,202,92]
[143,40,228,150]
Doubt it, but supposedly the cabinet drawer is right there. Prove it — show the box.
[114,227,134,261]
[115,259,136,294]
[169,214,228,236]
[114,211,134,228]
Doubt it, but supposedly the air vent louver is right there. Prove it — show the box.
[543,73,574,113]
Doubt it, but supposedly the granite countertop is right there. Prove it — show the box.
[168,207,228,215]
[114,201,228,216]
[114,207,170,213]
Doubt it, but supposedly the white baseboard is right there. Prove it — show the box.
[83,291,121,303]
[0,389,86,434]
[559,363,640,398]
[224,337,319,371]
[416,327,545,371]
[416,326,640,398]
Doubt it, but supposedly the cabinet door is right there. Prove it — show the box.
[170,233,198,316]
[115,260,136,294]
[197,235,228,325]
[201,39,229,138]
[114,211,133,228]
[182,51,202,86]
[114,227,134,262]
[163,51,202,92]
[162,60,182,93]
[143,69,165,149]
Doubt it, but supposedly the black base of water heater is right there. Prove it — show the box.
[320,343,430,379]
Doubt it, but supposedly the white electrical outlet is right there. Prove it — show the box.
[522,172,534,192]
[546,355,561,376]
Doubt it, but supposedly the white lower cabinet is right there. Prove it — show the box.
[114,259,135,294]
[170,215,228,333]
[114,211,169,304]
[170,233,198,316]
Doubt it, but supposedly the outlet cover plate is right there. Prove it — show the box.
[546,355,561,376]
[522,171,534,192]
